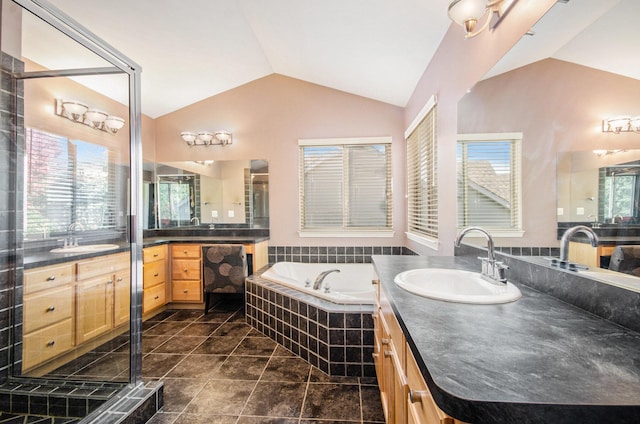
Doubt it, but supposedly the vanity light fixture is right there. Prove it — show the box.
[181,130,233,146]
[602,116,640,134]
[448,0,517,39]
[593,149,624,157]
[55,99,126,135]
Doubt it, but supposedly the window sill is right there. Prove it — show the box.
[406,232,440,251]
[299,230,395,238]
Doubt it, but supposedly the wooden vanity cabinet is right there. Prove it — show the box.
[568,241,615,268]
[373,282,464,424]
[143,244,168,314]
[75,252,129,345]
[23,263,75,371]
[170,244,202,302]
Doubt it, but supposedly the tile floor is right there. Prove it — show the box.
[142,299,385,424]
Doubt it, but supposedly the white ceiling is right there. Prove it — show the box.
[20,0,638,119]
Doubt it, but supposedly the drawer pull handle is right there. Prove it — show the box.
[183,290,188,293]
[107,279,113,284]
[46,306,56,312]
[381,338,390,345]
[183,250,188,254]
[372,352,379,359]
[409,389,429,404]
[371,280,379,285]
[153,273,159,277]
[372,314,378,319]
[154,295,159,300]
[117,277,123,282]
[46,340,55,347]
[47,276,56,281]
[184,269,188,273]
[153,253,159,257]
[383,350,393,358]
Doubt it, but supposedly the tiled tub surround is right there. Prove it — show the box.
[246,276,375,378]
[373,252,640,423]
[268,245,416,264]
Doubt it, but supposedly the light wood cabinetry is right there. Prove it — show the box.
[143,244,168,314]
[568,241,615,268]
[23,251,130,372]
[245,240,269,273]
[75,252,129,345]
[170,244,202,303]
[373,282,464,424]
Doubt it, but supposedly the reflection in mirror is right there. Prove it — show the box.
[458,0,640,287]
[148,159,269,229]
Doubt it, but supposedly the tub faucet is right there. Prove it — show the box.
[454,226,508,285]
[190,217,200,226]
[313,269,340,290]
[559,225,599,264]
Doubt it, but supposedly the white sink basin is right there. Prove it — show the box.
[394,268,521,304]
[50,244,121,254]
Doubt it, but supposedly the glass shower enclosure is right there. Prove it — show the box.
[1,0,146,421]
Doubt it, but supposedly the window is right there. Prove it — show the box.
[456,133,523,235]
[24,128,117,237]
[299,137,392,236]
[406,97,438,248]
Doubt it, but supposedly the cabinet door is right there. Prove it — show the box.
[114,270,130,327]
[76,276,114,344]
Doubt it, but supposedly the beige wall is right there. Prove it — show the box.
[458,58,640,247]
[403,0,557,255]
[154,74,405,246]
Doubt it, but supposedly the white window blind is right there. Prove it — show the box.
[456,135,522,232]
[299,139,392,233]
[25,128,117,236]
[406,103,438,240]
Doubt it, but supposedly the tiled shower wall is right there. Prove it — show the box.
[0,51,24,383]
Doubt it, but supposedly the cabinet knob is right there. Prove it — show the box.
[409,389,429,404]
[184,269,188,273]
[154,295,159,300]
[46,306,55,312]
[47,276,56,281]
[382,338,390,345]
[372,352,379,359]
[117,277,123,282]
[372,314,378,320]
[183,290,188,293]
[183,250,188,254]
[107,279,113,284]
[153,253,159,257]
[371,279,379,285]
[153,273,159,277]
[383,350,393,358]
[46,340,55,347]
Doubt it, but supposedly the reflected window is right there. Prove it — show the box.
[157,175,197,227]
[456,134,522,235]
[24,128,116,237]
[599,164,640,223]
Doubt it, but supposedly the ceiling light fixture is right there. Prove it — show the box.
[448,0,517,39]
[602,116,640,134]
[181,130,233,146]
[55,99,126,135]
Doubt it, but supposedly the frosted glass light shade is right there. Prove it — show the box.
[608,116,631,133]
[448,0,487,26]
[631,116,640,132]
[181,132,197,144]
[198,131,214,144]
[104,116,125,133]
[62,101,88,121]
[214,131,232,144]
[84,109,108,128]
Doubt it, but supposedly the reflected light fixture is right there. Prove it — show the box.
[181,130,233,146]
[55,99,126,135]
[448,0,517,39]
[602,116,640,134]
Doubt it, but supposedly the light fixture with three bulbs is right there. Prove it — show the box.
[448,0,517,39]
[55,99,126,134]
[180,131,233,146]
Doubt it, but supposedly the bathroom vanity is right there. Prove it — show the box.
[371,254,640,423]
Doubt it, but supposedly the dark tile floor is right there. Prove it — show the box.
[143,300,385,424]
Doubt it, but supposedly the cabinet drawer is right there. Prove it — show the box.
[76,252,129,281]
[24,285,73,333]
[143,283,166,314]
[172,280,202,302]
[22,318,74,371]
[144,260,166,288]
[172,259,201,280]
[171,244,201,259]
[406,347,454,424]
[24,263,75,294]
[143,244,167,263]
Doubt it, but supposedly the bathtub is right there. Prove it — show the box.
[260,262,375,304]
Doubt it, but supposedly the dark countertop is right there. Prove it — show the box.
[371,255,640,424]
[25,236,269,268]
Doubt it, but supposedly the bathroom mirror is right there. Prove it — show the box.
[146,159,269,229]
[458,0,640,281]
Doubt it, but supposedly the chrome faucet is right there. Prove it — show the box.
[313,269,340,290]
[190,217,200,226]
[65,222,84,247]
[559,225,599,263]
[454,226,508,285]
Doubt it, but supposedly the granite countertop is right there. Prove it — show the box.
[371,255,640,424]
[25,236,269,268]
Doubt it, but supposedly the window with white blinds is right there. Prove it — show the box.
[406,101,438,242]
[456,134,522,235]
[25,128,117,237]
[299,138,392,235]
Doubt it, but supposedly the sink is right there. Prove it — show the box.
[50,244,121,254]
[394,268,521,304]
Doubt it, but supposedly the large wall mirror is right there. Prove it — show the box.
[458,0,640,282]
[144,159,269,229]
